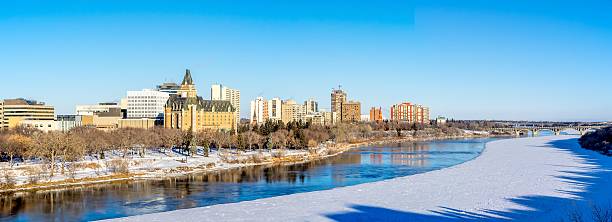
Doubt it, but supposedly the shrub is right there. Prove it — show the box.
[272,149,286,158]
[106,159,130,174]
[1,169,16,188]
[249,153,264,163]
[24,166,44,184]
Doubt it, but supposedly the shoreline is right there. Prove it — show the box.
[109,135,612,222]
[0,133,498,195]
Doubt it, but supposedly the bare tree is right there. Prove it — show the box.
[196,130,213,157]
[4,134,33,167]
[31,132,65,177]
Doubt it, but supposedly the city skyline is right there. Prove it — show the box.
[2,1,612,121]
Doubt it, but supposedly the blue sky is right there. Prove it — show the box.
[1,0,611,121]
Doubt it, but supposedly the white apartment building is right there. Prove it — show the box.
[304,98,319,114]
[76,102,121,116]
[126,89,170,120]
[250,96,266,125]
[211,84,241,124]
[268,97,282,122]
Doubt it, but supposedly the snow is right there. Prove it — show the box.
[1,147,329,189]
[104,136,612,222]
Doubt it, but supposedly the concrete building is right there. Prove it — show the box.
[76,102,121,116]
[56,115,85,132]
[331,89,347,119]
[323,111,338,126]
[0,98,55,132]
[370,107,383,122]
[164,69,237,132]
[127,89,170,122]
[390,102,430,124]
[250,96,267,125]
[341,101,361,123]
[390,102,414,122]
[282,99,306,123]
[268,97,282,123]
[304,98,319,114]
[91,107,123,130]
[414,105,430,124]
[211,84,241,125]
[157,82,181,96]
[118,118,156,129]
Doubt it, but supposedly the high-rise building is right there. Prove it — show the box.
[390,102,414,122]
[127,89,170,122]
[370,107,383,122]
[250,96,266,125]
[165,69,237,132]
[211,84,241,124]
[76,102,121,116]
[304,98,319,114]
[341,101,361,123]
[268,97,282,122]
[390,102,430,124]
[331,89,347,116]
[281,99,306,123]
[0,98,55,132]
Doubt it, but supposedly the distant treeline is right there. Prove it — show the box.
[579,127,612,156]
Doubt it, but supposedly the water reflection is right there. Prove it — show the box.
[0,138,495,222]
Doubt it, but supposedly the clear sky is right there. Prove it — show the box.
[1,0,611,121]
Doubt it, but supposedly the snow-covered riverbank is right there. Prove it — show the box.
[106,136,612,222]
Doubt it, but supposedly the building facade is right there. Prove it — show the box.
[0,98,55,132]
[304,98,319,114]
[268,97,282,123]
[211,84,241,125]
[282,99,306,123]
[164,69,237,132]
[157,82,181,96]
[250,96,267,125]
[370,107,383,122]
[126,89,170,122]
[56,115,84,132]
[390,102,430,124]
[331,89,347,118]
[340,101,361,123]
[76,102,121,116]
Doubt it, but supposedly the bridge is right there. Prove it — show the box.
[487,125,607,136]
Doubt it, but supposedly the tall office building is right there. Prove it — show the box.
[126,89,170,122]
[268,97,283,122]
[0,98,55,132]
[250,96,267,125]
[331,89,347,115]
[211,84,241,124]
[304,98,319,114]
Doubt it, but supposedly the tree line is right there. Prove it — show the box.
[579,127,612,156]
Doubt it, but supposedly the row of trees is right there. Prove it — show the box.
[579,127,612,156]
[0,120,475,171]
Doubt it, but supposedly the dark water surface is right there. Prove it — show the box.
[0,137,498,221]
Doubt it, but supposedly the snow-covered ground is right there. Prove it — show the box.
[104,135,612,222]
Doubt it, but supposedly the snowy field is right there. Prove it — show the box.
[105,136,612,222]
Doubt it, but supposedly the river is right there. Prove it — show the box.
[0,137,498,221]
